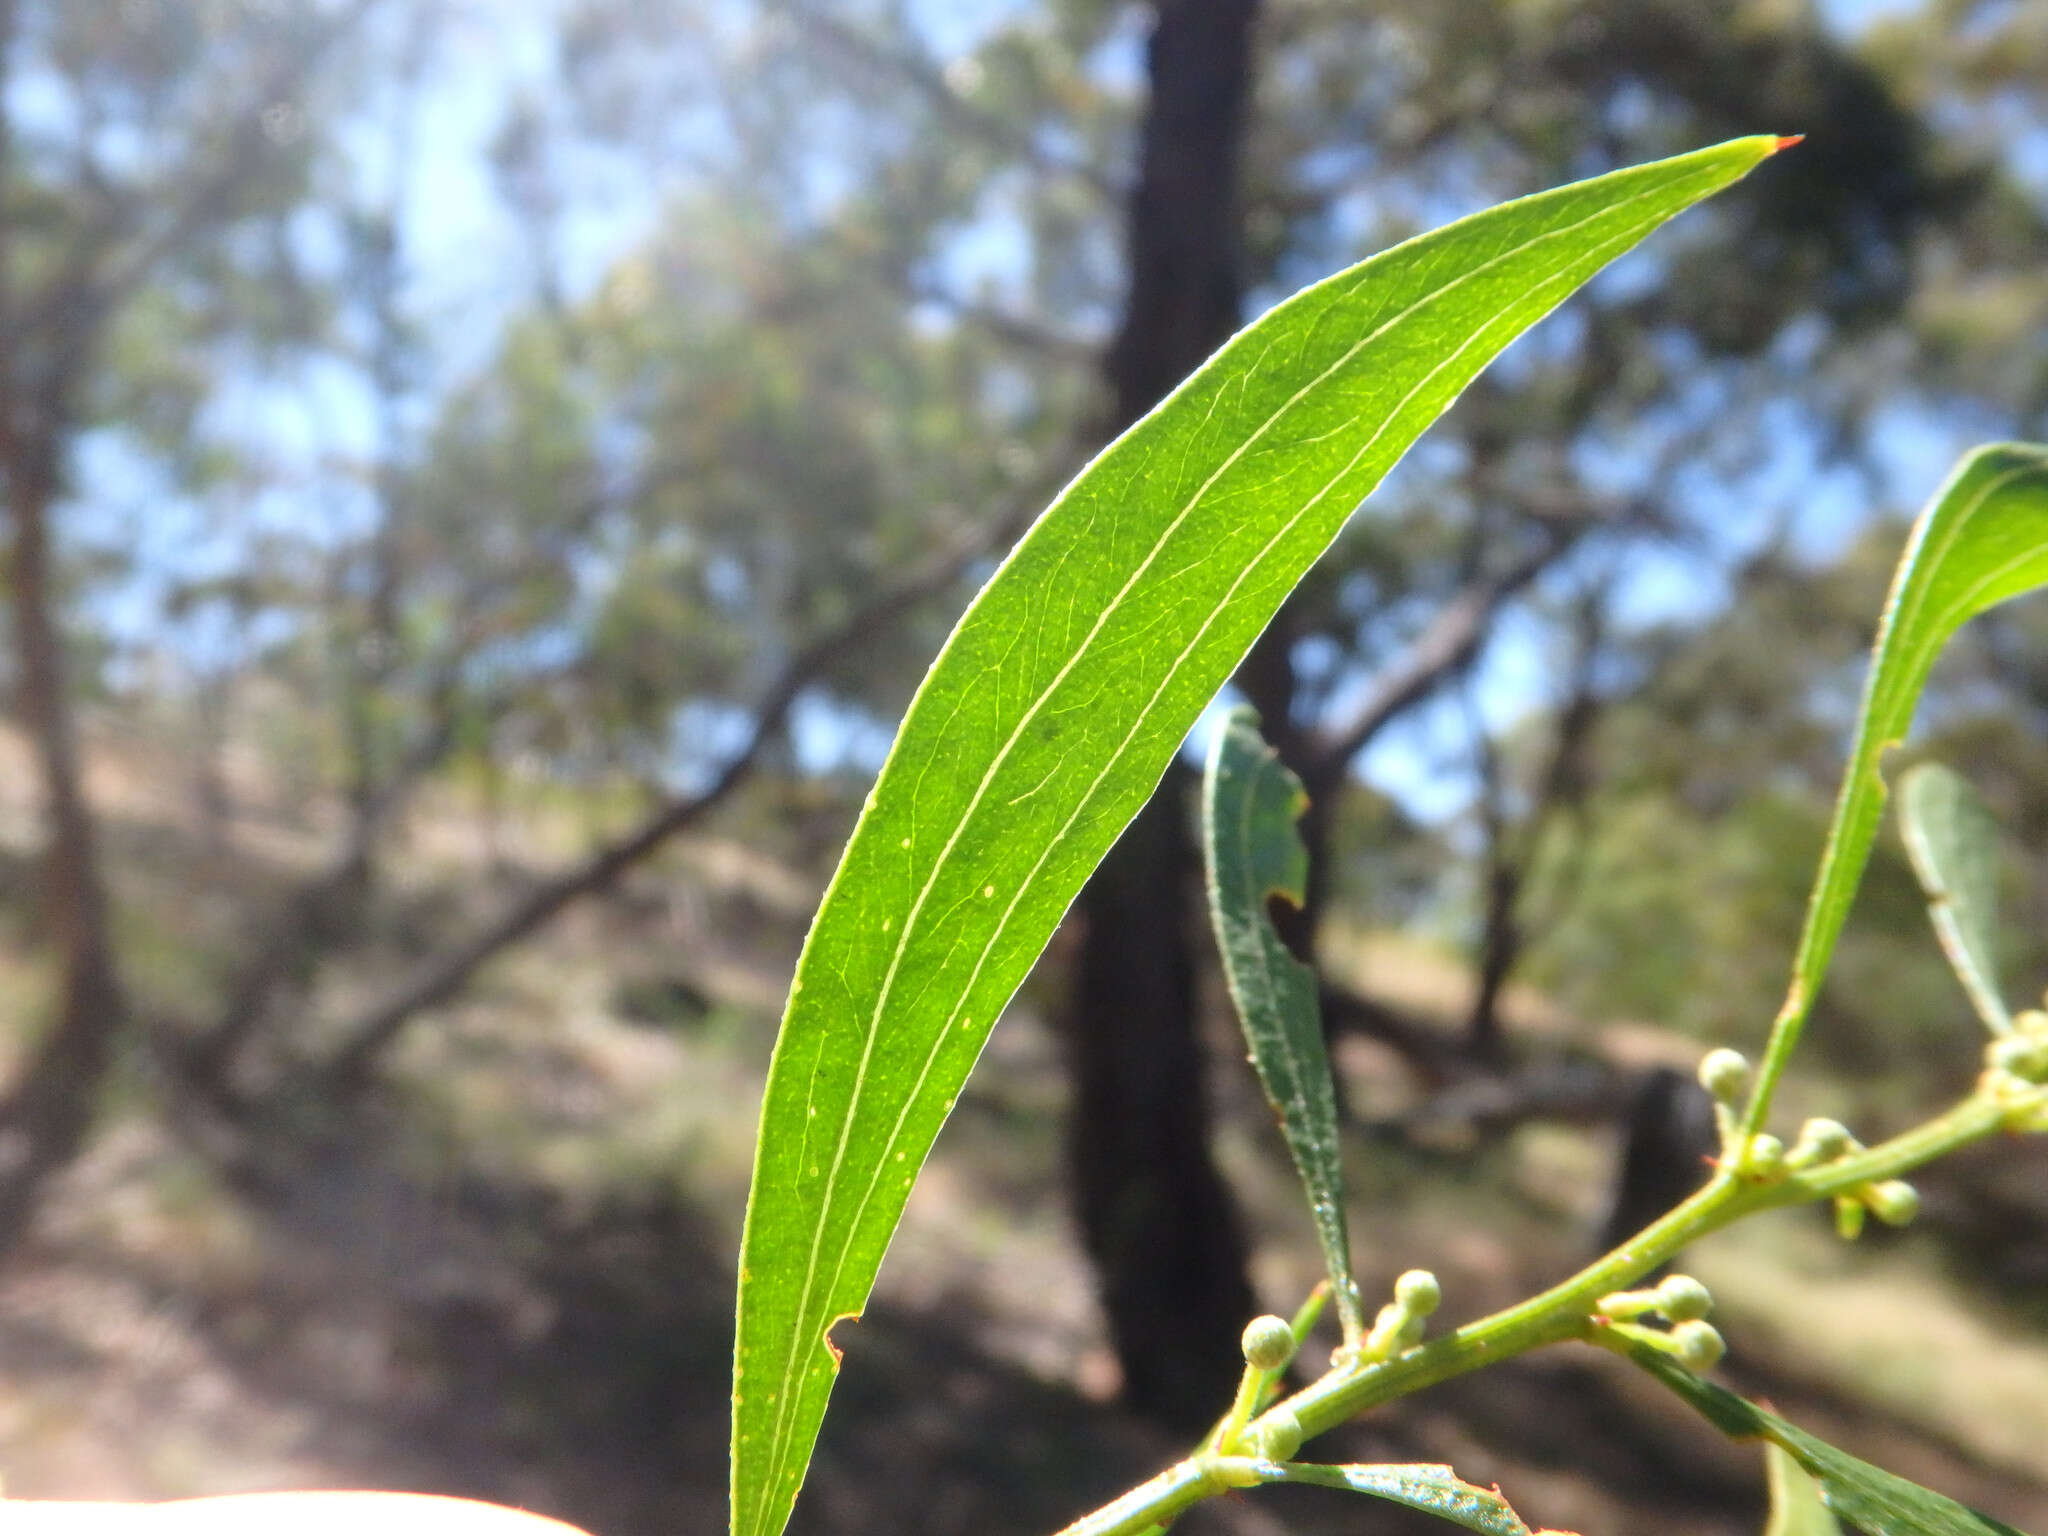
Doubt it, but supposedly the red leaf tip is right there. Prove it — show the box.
[1771,134,1806,151]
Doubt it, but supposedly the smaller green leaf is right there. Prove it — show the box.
[1747,442,2048,1130]
[1768,1442,1846,1536]
[1273,1462,1567,1536]
[1630,1346,2033,1536]
[1202,706,1362,1338]
[1898,763,2012,1035]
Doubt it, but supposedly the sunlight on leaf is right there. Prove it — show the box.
[1898,762,2012,1035]
[1202,706,1362,1337]
[1745,443,2048,1130]
[729,135,1796,1536]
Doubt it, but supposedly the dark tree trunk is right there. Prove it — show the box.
[1596,1068,1719,1257]
[1069,762,1255,1430]
[1064,0,1261,1433]
[1465,859,1522,1064]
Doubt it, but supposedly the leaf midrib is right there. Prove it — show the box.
[744,160,1727,1531]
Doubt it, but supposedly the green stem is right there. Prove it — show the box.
[1051,1083,2033,1536]
[1051,1457,1218,1536]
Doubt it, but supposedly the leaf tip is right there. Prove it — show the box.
[1771,134,1806,152]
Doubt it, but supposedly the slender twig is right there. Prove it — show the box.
[1054,1082,2038,1536]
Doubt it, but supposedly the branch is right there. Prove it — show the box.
[172,261,850,1108]
[170,658,468,1103]
[308,486,1046,1099]
[1301,536,1568,790]
[19,0,382,396]
[1318,983,1464,1089]
[901,280,1103,363]
[783,3,1118,202]
[1464,592,1609,1054]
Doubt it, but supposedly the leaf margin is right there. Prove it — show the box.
[1898,761,2012,1035]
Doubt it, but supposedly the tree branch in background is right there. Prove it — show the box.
[1318,983,1465,1088]
[168,442,670,1117]
[1299,534,1569,795]
[783,2,1119,203]
[1464,592,1608,1058]
[898,280,1103,364]
[22,0,382,405]
[171,659,468,1105]
[306,483,1046,1100]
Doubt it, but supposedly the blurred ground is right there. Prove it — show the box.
[0,723,2044,1536]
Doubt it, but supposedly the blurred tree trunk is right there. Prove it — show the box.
[0,0,365,1248]
[0,1,125,1251]
[1065,0,1260,1433]
[0,396,127,1251]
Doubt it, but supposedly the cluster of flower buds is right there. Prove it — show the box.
[1349,1268,1441,1365]
[1594,1273,1725,1370]
[1696,1047,1786,1175]
[1692,1048,1922,1236]
[1220,1310,1302,1466]
[1225,1314,1309,1464]
[1785,1116,1856,1169]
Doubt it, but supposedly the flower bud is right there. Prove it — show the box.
[1250,1405,1304,1461]
[1742,1133,1785,1178]
[1241,1315,1296,1372]
[1655,1274,1713,1323]
[1788,1118,1854,1167]
[1698,1048,1751,1102]
[1866,1179,1920,1228]
[1394,1269,1442,1317]
[1991,1034,2048,1084]
[1670,1320,1726,1371]
[1834,1194,1866,1241]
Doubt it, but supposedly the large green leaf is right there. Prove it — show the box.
[1898,762,2011,1035]
[1632,1348,2033,1536]
[1768,1443,1846,1536]
[730,135,1794,1536]
[1202,706,1362,1337]
[1745,443,2048,1128]
[1273,1463,1563,1536]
